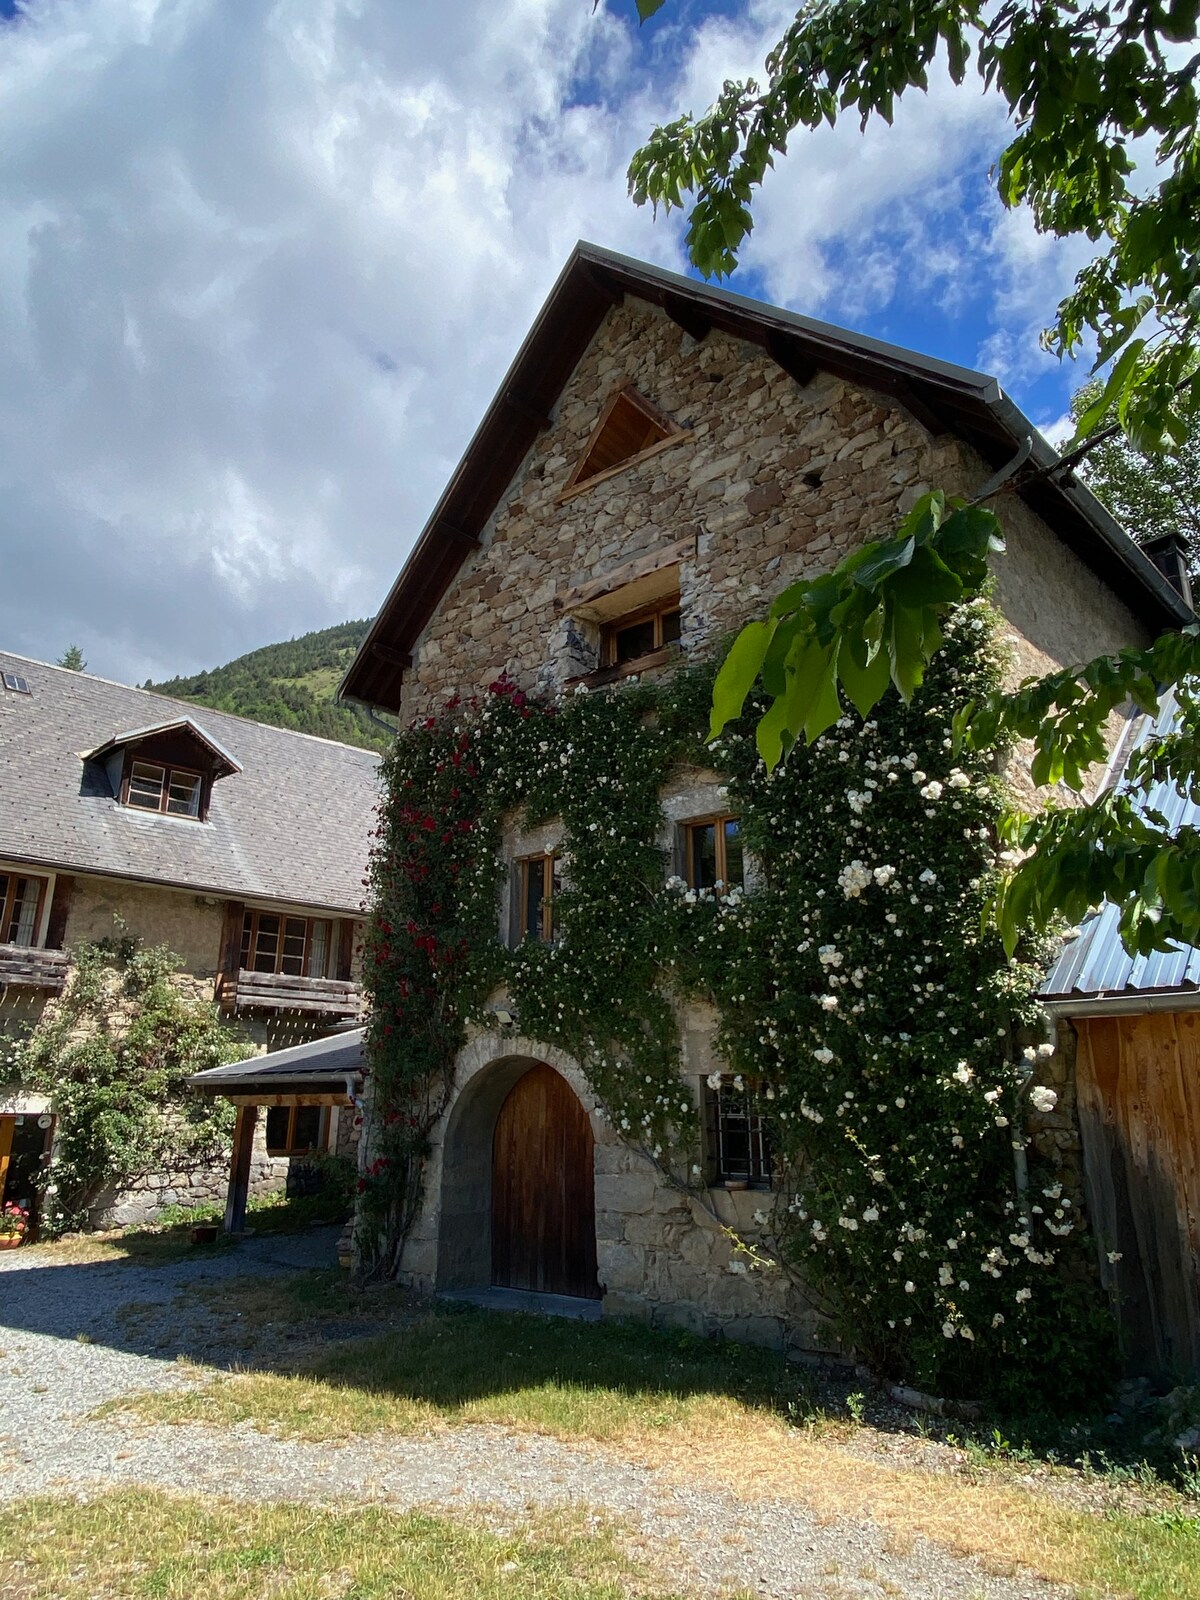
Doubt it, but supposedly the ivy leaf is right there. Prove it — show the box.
[634,0,668,21]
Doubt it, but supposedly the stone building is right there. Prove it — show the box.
[0,652,378,1225]
[339,242,1192,1349]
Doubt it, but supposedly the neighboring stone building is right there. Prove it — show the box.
[338,242,1192,1349]
[0,653,379,1225]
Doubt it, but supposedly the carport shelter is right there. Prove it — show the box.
[190,1029,363,1233]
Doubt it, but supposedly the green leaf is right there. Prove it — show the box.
[837,627,891,719]
[635,0,668,18]
[708,618,774,740]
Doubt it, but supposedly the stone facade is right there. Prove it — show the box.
[374,297,1156,1346]
[399,303,1147,728]
[397,1029,823,1352]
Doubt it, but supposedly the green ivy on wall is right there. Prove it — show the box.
[362,598,1112,1407]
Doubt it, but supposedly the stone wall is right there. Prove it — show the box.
[87,1119,287,1229]
[398,301,1148,738]
[379,298,1155,1346]
[65,876,227,976]
[396,1027,827,1353]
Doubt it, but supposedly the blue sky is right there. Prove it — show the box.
[0,0,1092,684]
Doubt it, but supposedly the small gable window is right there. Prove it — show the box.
[559,384,688,501]
[0,872,46,947]
[684,816,744,893]
[125,760,202,819]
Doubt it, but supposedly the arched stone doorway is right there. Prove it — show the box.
[436,1054,599,1299]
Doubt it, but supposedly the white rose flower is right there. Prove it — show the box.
[1029,1086,1058,1114]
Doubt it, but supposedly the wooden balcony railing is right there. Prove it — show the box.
[223,969,366,1020]
[0,944,71,992]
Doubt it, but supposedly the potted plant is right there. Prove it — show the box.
[0,1202,30,1250]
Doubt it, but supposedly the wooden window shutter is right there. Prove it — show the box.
[44,875,75,951]
[336,919,354,982]
[218,901,244,974]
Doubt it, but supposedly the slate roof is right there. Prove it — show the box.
[0,651,380,913]
[342,240,1194,712]
[189,1027,365,1094]
[1042,694,1200,1007]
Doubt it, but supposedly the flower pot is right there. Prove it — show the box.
[0,1236,22,1250]
[190,1224,219,1245]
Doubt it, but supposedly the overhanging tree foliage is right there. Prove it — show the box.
[628,0,1200,957]
[629,0,1199,453]
[1075,370,1200,565]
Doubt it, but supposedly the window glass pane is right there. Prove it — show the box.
[252,914,280,972]
[689,823,718,889]
[265,1106,290,1152]
[166,771,201,817]
[239,912,253,969]
[307,920,330,978]
[9,878,40,946]
[722,819,744,888]
[523,858,547,942]
[292,1106,322,1151]
[661,608,682,646]
[614,617,656,663]
[280,917,307,976]
[127,762,165,810]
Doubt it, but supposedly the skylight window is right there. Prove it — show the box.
[2,672,30,695]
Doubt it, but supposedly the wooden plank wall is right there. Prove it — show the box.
[1074,1012,1200,1379]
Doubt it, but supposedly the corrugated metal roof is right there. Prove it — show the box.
[1042,693,1200,1002]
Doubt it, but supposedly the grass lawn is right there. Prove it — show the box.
[0,1491,700,1600]
[104,1296,1200,1600]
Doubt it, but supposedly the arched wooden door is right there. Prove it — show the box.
[492,1062,599,1299]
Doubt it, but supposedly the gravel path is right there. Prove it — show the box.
[0,1233,1069,1600]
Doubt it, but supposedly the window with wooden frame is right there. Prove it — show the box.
[704,1076,773,1187]
[123,759,203,818]
[600,593,682,669]
[683,816,744,892]
[240,910,335,978]
[0,871,46,947]
[264,1104,328,1157]
[516,853,560,944]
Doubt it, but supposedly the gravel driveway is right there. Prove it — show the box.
[0,1232,1069,1600]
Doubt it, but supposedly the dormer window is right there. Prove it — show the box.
[126,761,202,818]
[84,716,240,825]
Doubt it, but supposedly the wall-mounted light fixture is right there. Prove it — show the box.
[492,1007,517,1029]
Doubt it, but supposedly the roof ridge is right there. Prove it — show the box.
[0,649,382,760]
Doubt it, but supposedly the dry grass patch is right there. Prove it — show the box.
[631,1412,1200,1600]
[100,1307,1200,1600]
[0,1489,705,1600]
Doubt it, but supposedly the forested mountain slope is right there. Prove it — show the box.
[146,621,390,752]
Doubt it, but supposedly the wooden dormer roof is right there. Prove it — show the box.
[84,716,243,778]
[341,241,1195,713]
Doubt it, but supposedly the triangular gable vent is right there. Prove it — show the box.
[562,385,684,497]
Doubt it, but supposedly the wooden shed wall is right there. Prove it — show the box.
[1073,1012,1200,1379]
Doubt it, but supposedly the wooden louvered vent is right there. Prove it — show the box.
[560,385,687,500]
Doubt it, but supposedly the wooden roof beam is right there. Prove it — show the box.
[887,379,949,438]
[371,642,412,670]
[435,521,482,549]
[663,292,711,342]
[765,331,819,388]
[502,390,553,431]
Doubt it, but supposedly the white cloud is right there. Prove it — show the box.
[0,0,1089,684]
